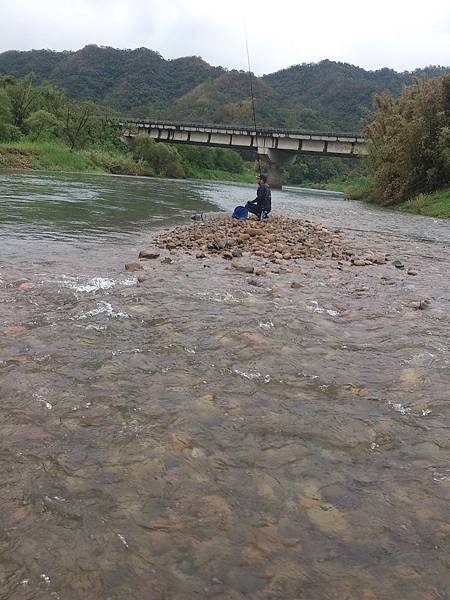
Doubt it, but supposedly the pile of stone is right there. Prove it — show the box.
[152,216,353,263]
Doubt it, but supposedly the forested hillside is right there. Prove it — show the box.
[0,45,448,131]
[263,60,449,130]
[0,46,225,114]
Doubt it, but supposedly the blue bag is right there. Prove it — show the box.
[232,205,248,220]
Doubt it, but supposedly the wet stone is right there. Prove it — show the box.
[125,262,144,271]
[139,249,160,259]
[392,260,405,269]
[232,262,254,274]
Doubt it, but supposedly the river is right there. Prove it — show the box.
[0,171,449,600]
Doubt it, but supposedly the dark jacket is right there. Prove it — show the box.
[254,182,271,211]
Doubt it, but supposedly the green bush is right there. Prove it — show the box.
[132,135,185,177]
[178,145,245,177]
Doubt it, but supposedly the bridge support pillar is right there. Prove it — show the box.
[258,148,297,189]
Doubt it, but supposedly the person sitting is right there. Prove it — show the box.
[246,174,271,220]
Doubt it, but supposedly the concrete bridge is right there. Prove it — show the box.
[123,119,367,188]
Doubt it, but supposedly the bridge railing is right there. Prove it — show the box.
[122,118,365,141]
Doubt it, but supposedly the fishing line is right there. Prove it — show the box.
[244,24,262,176]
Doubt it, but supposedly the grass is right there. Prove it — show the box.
[394,188,450,218]
[183,165,255,183]
[0,140,256,183]
[0,140,102,172]
[289,175,371,199]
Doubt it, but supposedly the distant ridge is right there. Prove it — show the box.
[0,45,448,130]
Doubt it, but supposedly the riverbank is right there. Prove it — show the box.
[394,188,450,218]
[0,141,255,183]
[0,141,149,175]
[301,175,450,218]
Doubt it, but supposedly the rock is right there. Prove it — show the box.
[137,275,146,283]
[247,228,259,237]
[232,262,254,274]
[371,252,386,264]
[240,331,265,345]
[213,238,226,250]
[247,278,263,287]
[352,258,366,266]
[222,251,233,260]
[412,299,430,310]
[161,257,173,264]
[125,262,144,271]
[407,269,418,276]
[139,249,160,259]
[150,216,367,268]
[291,281,302,289]
[18,282,33,291]
[195,252,206,259]
[392,260,405,269]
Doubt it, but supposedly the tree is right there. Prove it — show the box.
[364,75,450,204]
[0,88,20,141]
[3,74,38,130]
[24,109,62,140]
[38,81,65,114]
[62,101,97,150]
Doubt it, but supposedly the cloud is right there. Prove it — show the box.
[0,0,448,73]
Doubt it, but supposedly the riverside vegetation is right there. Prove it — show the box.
[0,57,449,216]
[0,75,254,181]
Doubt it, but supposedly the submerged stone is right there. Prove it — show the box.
[125,262,144,271]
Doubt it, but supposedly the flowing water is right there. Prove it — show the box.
[0,171,449,600]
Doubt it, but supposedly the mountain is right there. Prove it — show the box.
[0,46,448,131]
[263,60,449,130]
[0,45,224,112]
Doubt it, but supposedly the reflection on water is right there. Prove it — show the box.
[0,171,449,599]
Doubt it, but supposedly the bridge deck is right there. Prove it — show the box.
[124,118,365,143]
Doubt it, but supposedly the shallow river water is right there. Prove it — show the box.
[0,171,449,600]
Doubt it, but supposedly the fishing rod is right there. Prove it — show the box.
[244,25,263,176]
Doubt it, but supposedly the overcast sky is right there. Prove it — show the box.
[1,0,449,74]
